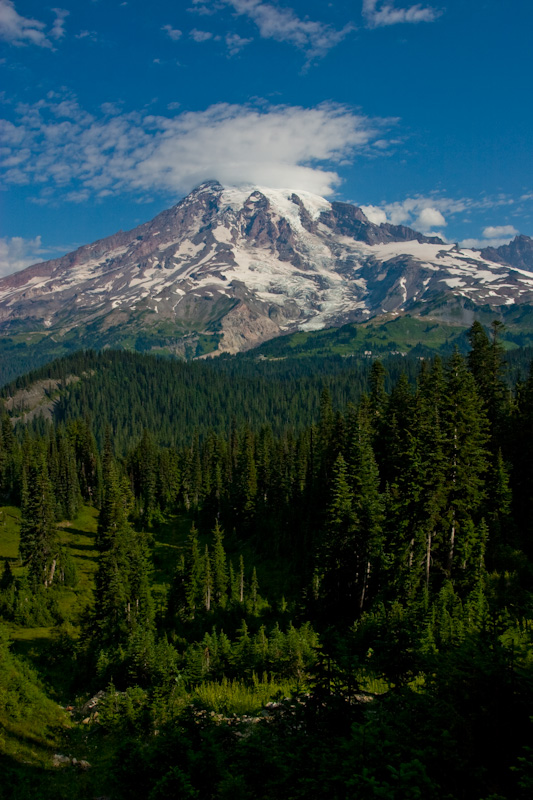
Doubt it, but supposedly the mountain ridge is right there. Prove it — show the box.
[1,181,533,379]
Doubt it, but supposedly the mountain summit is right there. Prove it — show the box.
[1,182,532,358]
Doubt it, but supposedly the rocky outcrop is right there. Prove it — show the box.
[480,234,533,271]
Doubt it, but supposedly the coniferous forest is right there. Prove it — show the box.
[2,322,533,799]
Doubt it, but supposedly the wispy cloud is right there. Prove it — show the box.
[225,31,252,55]
[75,30,99,42]
[162,24,182,41]
[190,28,215,42]
[50,8,68,41]
[191,0,354,62]
[0,96,393,200]
[0,1,67,48]
[362,0,442,28]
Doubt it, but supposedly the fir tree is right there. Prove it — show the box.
[185,525,204,618]
[19,447,58,588]
[211,520,228,607]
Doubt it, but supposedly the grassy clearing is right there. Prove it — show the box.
[55,506,99,625]
[191,676,296,716]
[0,505,99,648]
[0,506,22,567]
[0,623,70,771]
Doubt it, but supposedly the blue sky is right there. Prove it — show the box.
[0,0,532,275]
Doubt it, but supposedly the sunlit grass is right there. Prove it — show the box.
[0,506,22,569]
[191,675,295,716]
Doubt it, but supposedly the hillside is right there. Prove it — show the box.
[2,326,533,798]
[0,348,415,449]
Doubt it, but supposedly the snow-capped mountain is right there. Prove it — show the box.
[1,181,532,356]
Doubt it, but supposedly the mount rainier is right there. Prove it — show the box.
[1,181,532,360]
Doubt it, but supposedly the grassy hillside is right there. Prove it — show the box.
[252,315,469,358]
[251,313,533,359]
[4,307,533,386]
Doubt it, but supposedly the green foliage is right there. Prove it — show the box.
[2,331,533,799]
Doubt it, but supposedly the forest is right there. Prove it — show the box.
[1,320,533,799]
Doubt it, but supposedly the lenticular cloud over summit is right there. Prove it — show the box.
[134,104,385,196]
[0,99,391,201]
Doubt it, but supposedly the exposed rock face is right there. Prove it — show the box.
[480,235,533,271]
[0,181,532,356]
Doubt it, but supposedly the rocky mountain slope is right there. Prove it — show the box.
[480,234,533,271]
[1,181,533,359]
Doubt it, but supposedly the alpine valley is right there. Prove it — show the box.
[2,180,533,382]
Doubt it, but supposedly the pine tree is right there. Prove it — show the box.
[235,427,257,525]
[238,554,245,604]
[441,351,489,580]
[128,429,158,524]
[249,566,259,616]
[91,517,155,651]
[19,447,58,588]
[211,520,228,607]
[348,406,384,611]
[467,320,508,448]
[319,453,358,619]
[0,558,14,591]
[414,357,449,592]
[185,525,204,618]
[68,418,99,503]
[98,430,124,547]
[203,544,212,612]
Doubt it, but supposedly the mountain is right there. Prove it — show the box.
[1,181,533,377]
[480,234,533,271]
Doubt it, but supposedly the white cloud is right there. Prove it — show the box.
[162,24,182,41]
[0,1,67,48]
[360,204,387,224]
[416,206,446,231]
[483,225,518,239]
[50,8,68,40]
[364,195,521,239]
[0,98,391,200]
[225,31,252,55]
[0,0,48,47]
[380,196,458,227]
[362,0,442,28]
[0,235,43,276]
[193,0,353,62]
[190,28,214,41]
[460,226,519,250]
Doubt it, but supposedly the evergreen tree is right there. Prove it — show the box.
[19,447,58,588]
[440,351,489,581]
[185,525,204,618]
[319,453,358,619]
[348,406,384,611]
[467,319,508,448]
[211,520,228,607]
[203,544,212,612]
